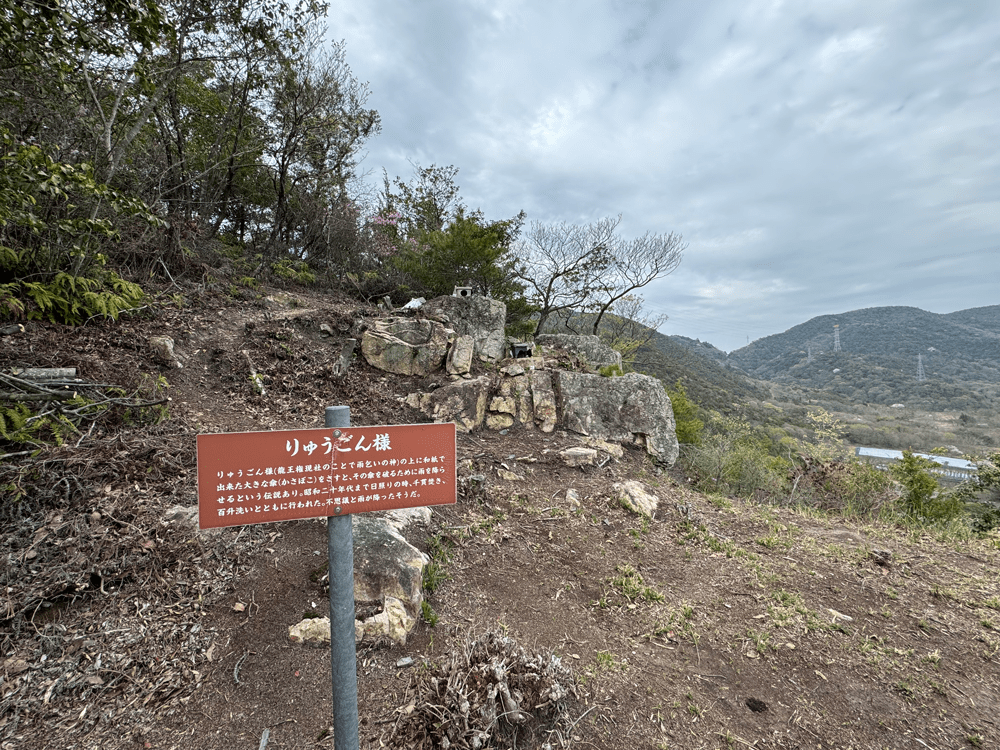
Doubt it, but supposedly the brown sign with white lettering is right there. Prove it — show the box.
[196,423,456,529]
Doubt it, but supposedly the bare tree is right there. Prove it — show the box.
[598,294,669,370]
[514,217,619,333]
[589,230,685,334]
[515,216,685,336]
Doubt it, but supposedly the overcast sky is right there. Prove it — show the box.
[325,0,999,352]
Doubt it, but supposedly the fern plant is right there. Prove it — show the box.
[0,402,32,443]
[0,401,82,449]
[16,268,144,324]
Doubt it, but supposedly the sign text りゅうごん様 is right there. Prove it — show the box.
[196,423,456,529]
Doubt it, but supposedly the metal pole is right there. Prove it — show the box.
[325,405,359,750]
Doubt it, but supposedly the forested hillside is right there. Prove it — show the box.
[635,330,768,413]
[725,305,1000,410]
[1,0,388,321]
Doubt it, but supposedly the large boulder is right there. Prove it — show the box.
[352,515,428,612]
[422,295,507,362]
[556,372,679,465]
[535,334,621,371]
[405,377,490,432]
[361,318,453,375]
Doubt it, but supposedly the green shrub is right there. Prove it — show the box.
[0,401,81,448]
[892,451,964,524]
[0,127,157,324]
[969,505,1000,536]
[271,259,316,284]
[666,380,704,445]
[599,363,623,377]
[682,412,789,499]
[420,600,439,626]
[3,268,145,325]
[839,460,896,516]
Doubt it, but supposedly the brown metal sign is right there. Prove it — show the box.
[196,423,456,529]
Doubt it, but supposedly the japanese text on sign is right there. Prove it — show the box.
[197,423,456,529]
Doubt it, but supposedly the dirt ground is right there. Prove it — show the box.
[2,285,999,750]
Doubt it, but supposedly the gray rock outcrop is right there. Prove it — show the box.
[361,318,453,376]
[405,377,490,432]
[557,372,679,464]
[422,295,507,362]
[403,367,678,464]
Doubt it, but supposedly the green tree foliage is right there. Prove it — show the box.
[262,38,380,269]
[395,209,536,337]
[394,210,520,295]
[384,165,536,337]
[891,451,963,524]
[954,453,1000,503]
[953,452,1000,534]
[665,380,703,445]
[1,0,382,295]
[0,129,152,322]
[382,163,462,237]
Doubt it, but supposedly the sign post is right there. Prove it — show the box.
[195,412,457,750]
[324,405,358,750]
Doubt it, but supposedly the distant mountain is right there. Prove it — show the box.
[635,331,769,413]
[667,335,730,367]
[538,312,768,413]
[724,305,1000,410]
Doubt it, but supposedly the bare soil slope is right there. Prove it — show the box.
[2,286,999,750]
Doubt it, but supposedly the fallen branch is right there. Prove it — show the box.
[0,392,78,402]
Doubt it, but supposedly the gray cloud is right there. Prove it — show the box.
[328,0,1000,351]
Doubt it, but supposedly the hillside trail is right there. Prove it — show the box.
[2,286,999,750]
